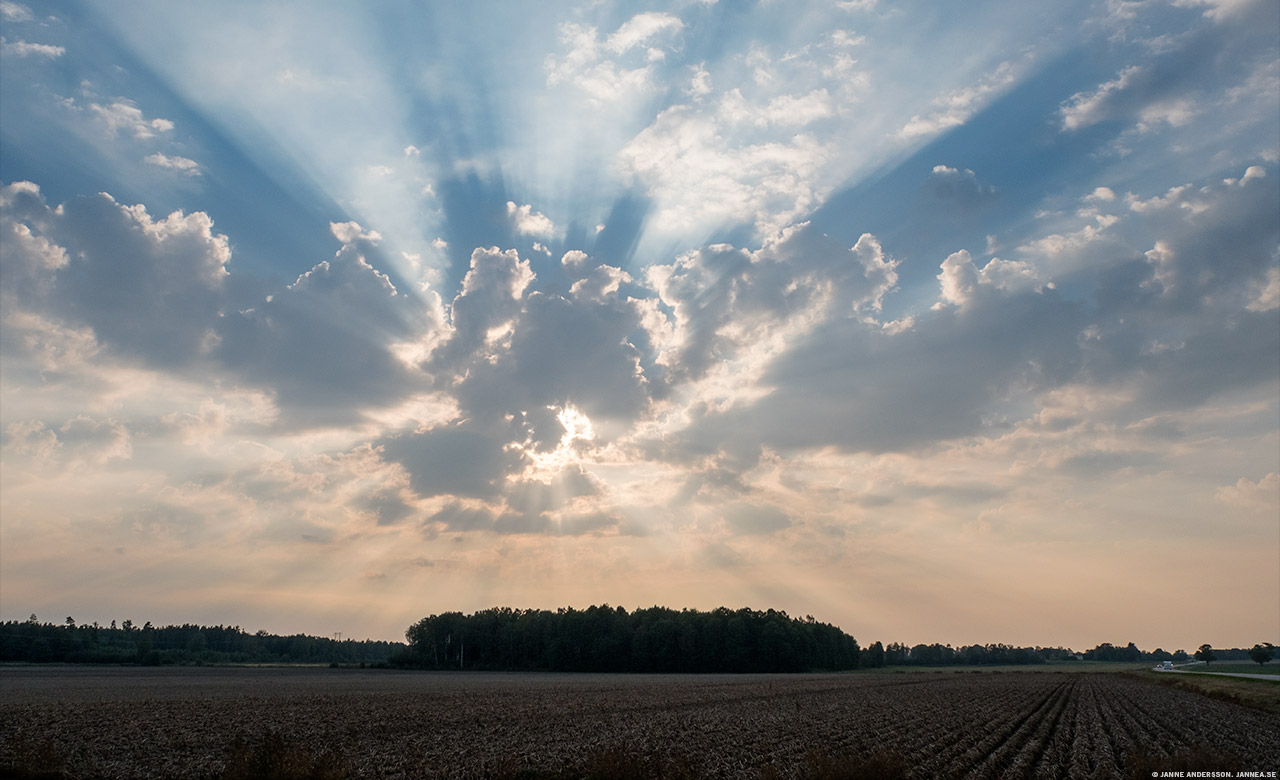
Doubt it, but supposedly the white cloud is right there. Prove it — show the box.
[89,101,175,139]
[143,153,201,176]
[329,220,382,245]
[758,90,834,127]
[1245,267,1280,312]
[830,30,865,47]
[0,2,34,22]
[935,250,1041,310]
[899,61,1021,139]
[1,38,64,58]
[1241,165,1267,182]
[505,201,555,237]
[1175,0,1270,22]
[618,105,831,236]
[545,12,683,104]
[936,250,981,309]
[605,12,682,54]
[560,250,589,267]
[1215,473,1280,512]
[1085,186,1117,202]
[687,63,712,98]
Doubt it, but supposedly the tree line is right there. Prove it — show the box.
[0,614,402,665]
[6,609,1272,672]
[1081,641,1276,665]
[397,607,1277,672]
[857,641,1076,667]
[396,605,861,672]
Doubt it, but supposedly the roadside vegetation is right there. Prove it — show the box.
[1134,669,1280,714]
[1173,662,1279,676]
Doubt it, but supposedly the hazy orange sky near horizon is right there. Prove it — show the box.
[1,0,1277,651]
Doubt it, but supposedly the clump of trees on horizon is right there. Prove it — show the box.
[396,605,861,672]
[0,614,402,666]
[859,641,1076,667]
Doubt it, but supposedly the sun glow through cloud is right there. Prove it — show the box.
[0,0,1276,651]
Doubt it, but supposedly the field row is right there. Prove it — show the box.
[2,668,1277,778]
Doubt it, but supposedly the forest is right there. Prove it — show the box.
[2,608,1263,672]
[0,614,402,666]
[397,605,861,672]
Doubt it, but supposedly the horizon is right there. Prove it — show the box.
[8,602,1276,654]
[1,0,1277,654]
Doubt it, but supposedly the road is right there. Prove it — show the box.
[1153,662,1280,682]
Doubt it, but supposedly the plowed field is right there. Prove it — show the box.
[2,667,1276,778]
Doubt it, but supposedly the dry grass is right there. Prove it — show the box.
[1132,670,1280,714]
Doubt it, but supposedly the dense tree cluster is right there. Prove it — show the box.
[1082,642,1279,664]
[858,641,1074,667]
[397,605,861,672]
[0,615,402,665]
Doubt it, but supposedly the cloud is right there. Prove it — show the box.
[0,184,445,432]
[0,2,34,22]
[143,153,201,176]
[1,38,63,58]
[899,61,1021,139]
[431,246,535,368]
[1085,187,1116,202]
[926,165,999,211]
[89,101,175,139]
[1215,473,1280,512]
[1060,6,1276,142]
[545,12,683,104]
[722,89,834,128]
[216,223,427,424]
[935,250,1040,310]
[1,185,228,368]
[1,1,1276,654]
[724,503,791,535]
[1175,0,1272,23]
[605,12,683,55]
[505,201,555,237]
[619,105,830,236]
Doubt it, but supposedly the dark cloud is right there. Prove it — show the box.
[674,286,1083,455]
[453,290,652,446]
[429,501,496,532]
[353,488,417,526]
[724,503,790,535]
[505,467,601,517]
[0,185,436,428]
[925,165,998,211]
[440,247,534,356]
[1060,4,1277,133]
[3,187,227,368]
[381,425,517,500]
[215,234,427,426]
[1073,170,1280,414]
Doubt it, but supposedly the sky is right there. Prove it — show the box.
[1,0,1277,651]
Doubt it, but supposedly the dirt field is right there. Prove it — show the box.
[2,666,1277,778]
